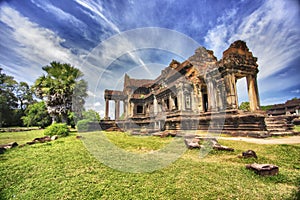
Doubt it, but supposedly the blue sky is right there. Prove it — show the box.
[0,0,299,117]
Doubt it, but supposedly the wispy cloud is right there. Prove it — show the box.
[205,0,300,79]
[74,0,120,33]
[0,5,79,82]
[291,89,300,94]
[30,0,94,43]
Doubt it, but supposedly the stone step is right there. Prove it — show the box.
[270,132,296,137]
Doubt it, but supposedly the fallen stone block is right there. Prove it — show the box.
[0,147,6,154]
[184,138,201,149]
[26,141,37,145]
[76,135,82,139]
[246,163,279,176]
[241,150,257,159]
[51,135,58,140]
[0,142,18,149]
[33,136,51,143]
[212,144,234,151]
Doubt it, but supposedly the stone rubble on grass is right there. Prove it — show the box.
[0,142,19,154]
[240,150,258,159]
[51,135,58,140]
[26,135,58,145]
[246,163,279,176]
[184,136,234,151]
[184,138,202,149]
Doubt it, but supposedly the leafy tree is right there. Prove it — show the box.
[72,79,88,120]
[239,102,250,111]
[16,81,34,112]
[22,101,51,128]
[34,62,87,124]
[0,68,18,127]
[260,105,273,111]
[82,109,100,121]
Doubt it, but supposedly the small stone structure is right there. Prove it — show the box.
[184,136,234,151]
[267,98,300,116]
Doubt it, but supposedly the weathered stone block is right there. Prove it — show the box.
[241,150,257,159]
[246,163,279,176]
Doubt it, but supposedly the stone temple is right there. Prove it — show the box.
[100,40,295,137]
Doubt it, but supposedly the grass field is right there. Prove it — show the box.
[0,130,299,199]
[295,125,300,132]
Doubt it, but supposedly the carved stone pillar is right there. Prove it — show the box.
[247,74,260,112]
[198,85,204,112]
[224,74,238,109]
[153,96,158,115]
[105,99,109,120]
[123,100,127,119]
[169,95,175,110]
[115,100,120,120]
[207,79,217,111]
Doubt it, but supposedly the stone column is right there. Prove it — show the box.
[224,74,238,109]
[207,80,217,111]
[169,95,174,110]
[115,100,120,120]
[105,99,109,120]
[198,85,204,112]
[247,74,260,112]
[130,102,134,117]
[123,100,127,119]
[176,83,184,111]
[153,96,158,114]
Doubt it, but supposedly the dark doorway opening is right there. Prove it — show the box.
[137,105,143,114]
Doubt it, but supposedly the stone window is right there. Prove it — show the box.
[136,105,143,114]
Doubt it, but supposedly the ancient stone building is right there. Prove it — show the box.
[267,98,300,116]
[102,40,268,135]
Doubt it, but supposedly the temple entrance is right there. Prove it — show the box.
[236,78,248,109]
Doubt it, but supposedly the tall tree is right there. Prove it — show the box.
[16,81,34,112]
[0,68,18,127]
[34,62,87,123]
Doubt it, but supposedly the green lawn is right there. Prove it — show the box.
[0,130,299,199]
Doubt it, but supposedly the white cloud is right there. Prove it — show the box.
[30,0,95,43]
[0,4,91,84]
[205,0,300,79]
[292,89,300,94]
[0,5,75,65]
[74,0,120,33]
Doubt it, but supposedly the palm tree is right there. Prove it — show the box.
[34,62,87,124]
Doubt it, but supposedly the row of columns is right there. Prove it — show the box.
[104,74,260,120]
[105,99,124,120]
[223,73,260,112]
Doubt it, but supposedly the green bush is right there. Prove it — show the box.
[44,123,69,137]
[76,119,90,132]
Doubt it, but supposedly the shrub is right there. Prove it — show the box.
[44,123,69,137]
[76,119,90,132]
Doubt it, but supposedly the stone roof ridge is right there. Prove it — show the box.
[123,73,154,88]
[188,46,218,64]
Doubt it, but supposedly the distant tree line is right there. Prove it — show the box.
[0,62,98,128]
